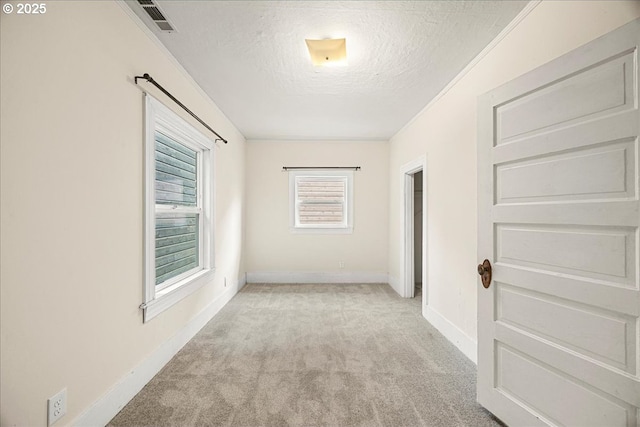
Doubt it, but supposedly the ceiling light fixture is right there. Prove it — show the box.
[305,38,347,67]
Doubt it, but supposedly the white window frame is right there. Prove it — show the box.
[289,170,354,234]
[142,95,215,322]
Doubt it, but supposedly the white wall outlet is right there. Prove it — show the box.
[338,261,345,269]
[47,388,67,426]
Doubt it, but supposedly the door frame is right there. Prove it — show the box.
[401,156,427,310]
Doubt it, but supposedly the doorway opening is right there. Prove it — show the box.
[413,171,423,302]
[401,157,426,314]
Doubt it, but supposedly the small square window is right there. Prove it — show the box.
[289,170,353,234]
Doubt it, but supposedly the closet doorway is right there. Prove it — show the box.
[401,156,426,313]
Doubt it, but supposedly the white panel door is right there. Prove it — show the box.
[478,19,640,426]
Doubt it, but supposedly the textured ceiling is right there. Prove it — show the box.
[127,1,528,140]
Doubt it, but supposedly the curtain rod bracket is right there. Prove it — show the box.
[135,73,228,144]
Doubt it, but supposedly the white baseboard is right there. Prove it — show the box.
[237,272,247,291]
[424,306,477,364]
[72,275,246,426]
[246,271,388,284]
[387,274,403,296]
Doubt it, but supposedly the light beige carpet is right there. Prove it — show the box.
[109,283,503,426]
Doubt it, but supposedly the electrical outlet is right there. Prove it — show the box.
[338,261,345,269]
[224,277,227,287]
[47,388,67,426]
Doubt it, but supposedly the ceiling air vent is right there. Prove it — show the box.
[137,0,176,33]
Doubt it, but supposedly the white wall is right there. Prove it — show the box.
[0,2,245,425]
[3,1,639,424]
[246,141,388,282]
[388,0,640,358]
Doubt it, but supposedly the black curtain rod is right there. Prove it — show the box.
[135,73,228,144]
[282,166,361,171]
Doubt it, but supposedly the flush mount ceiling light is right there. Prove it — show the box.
[305,38,347,67]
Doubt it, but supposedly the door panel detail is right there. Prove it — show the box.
[477,19,640,426]
[496,50,635,143]
[496,224,636,284]
[496,140,636,204]
[496,344,634,427]
[496,284,636,373]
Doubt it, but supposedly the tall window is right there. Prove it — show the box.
[289,170,354,233]
[143,95,214,322]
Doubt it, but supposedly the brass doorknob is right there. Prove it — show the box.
[477,259,492,289]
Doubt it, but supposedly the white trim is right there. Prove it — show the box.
[154,103,213,150]
[399,157,425,176]
[72,275,246,427]
[247,137,389,143]
[400,157,427,300]
[288,170,354,234]
[387,274,403,296]
[288,227,353,235]
[424,306,477,364]
[144,95,156,305]
[248,139,389,144]
[154,262,202,294]
[142,270,213,322]
[246,271,388,284]
[143,95,216,322]
[391,0,542,142]
[404,174,415,299]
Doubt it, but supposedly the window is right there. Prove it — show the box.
[289,170,353,233]
[142,95,214,322]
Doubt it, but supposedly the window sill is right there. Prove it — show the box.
[141,268,214,322]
